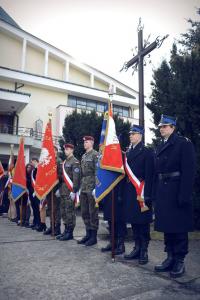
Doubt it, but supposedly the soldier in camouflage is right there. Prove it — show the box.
[43,146,62,236]
[77,136,99,246]
[57,143,80,241]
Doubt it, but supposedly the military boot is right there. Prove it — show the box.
[85,230,97,246]
[101,242,112,252]
[43,226,52,235]
[101,238,118,252]
[115,237,125,255]
[36,223,47,232]
[59,227,74,241]
[139,240,149,265]
[170,257,185,278]
[56,226,65,240]
[124,240,140,260]
[77,229,91,244]
[154,252,174,272]
[139,250,148,265]
[54,223,61,236]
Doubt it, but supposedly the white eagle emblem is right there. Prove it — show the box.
[39,148,52,167]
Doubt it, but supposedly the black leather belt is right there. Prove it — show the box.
[158,171,180,180]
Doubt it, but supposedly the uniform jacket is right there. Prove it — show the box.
[154,132,196,233]
[81,149,98,193]
[59,155,80,196]
[123,142,155,224]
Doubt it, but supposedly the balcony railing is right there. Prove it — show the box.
[0,124,59,144]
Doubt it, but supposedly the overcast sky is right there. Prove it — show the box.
[0,0,199,142]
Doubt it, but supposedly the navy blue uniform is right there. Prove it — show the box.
[154,132,196,258]
[122,142,154,256]
[123,142,154,225]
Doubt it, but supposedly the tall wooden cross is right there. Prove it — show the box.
[122,19,168,138]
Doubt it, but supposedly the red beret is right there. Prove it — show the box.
[83,136,94,141]
[64,143,74,149]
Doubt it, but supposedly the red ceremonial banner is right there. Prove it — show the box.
[11,137,27,201]
[0,161,5,179]
[34,121,58,200]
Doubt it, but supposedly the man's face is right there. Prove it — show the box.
[26,165,32,174]
[84,140,93,150]
[31,160,38,168]
[129,132,142,145]
[64,148,73,157]
[159,125,175,138]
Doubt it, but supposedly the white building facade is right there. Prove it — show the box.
[0,7,139,165]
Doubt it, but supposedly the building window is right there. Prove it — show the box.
[68,96,76,107]
[113,105,129,117]
[68,95,129,117]
[77,98,86,109]
[87,100,96,111]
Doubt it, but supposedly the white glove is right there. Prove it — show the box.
[55,189,60,197]
[92,189,96,197]
[32,192,35,197]
[70,192,76,201]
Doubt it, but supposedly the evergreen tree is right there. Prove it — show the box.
[59,109,131,159]
[147,9,200,228]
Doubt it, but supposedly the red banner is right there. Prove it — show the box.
[11,137,27,201]
[0,161,5,179]
[35,121,58,200]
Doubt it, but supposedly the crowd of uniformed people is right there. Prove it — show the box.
[0,114,196,279]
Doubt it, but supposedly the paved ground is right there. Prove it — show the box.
[0,214,200,300]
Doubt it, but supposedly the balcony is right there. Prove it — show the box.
[0,124,59,148]
[0,88,30,113]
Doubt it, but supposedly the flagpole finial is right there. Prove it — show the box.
[108,84,116,97]
[48,112,53,122]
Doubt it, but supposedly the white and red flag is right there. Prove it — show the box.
[100,103,124,174]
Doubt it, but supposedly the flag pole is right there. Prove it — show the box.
[111,189,115,262]
[108,84,116,263]
[48,112,55,238]
[20,197,23,226]
[51,190,55,237]
[8,144,14,221]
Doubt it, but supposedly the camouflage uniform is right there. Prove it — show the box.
[80,149,99,231]
[59,155,80,233]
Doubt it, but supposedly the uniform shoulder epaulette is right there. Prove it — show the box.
[180,136,191,143]
[184,137,191,142]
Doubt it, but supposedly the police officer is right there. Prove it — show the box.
[101,182,126,255]
[154,115,196,278]
[44,146,62,236]
[57,143,80,241]
[123,125,155,265]
[77,136,99,246]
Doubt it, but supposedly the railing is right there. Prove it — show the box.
[0,124,59,144]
